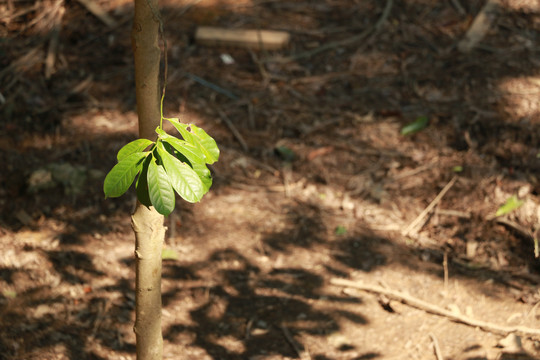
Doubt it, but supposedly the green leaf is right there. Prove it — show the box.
[275,145,295,162]
[104,152,147,198]
[335,225,347,236]
[495,195,524,217]
[162,248,179,260]
[192,162,212,193]
[117,139,154,162]
[452,165,463,173]
[167,118,220,164]
[136,156,152,207]
[158,131,206,165]
[401,116,429,135]
[147,156,175,216]
[157,142,205,203]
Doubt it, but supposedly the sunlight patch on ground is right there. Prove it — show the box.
[501,0,540,12]
[68,110,138,135]
[209,334,246,355]
[497,76,540,121]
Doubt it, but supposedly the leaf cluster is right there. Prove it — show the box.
[103,119,219,215]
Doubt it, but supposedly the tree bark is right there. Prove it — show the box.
[132,206,164,360]
[131,0,164,359]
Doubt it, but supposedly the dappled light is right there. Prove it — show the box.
[1,0,540,359]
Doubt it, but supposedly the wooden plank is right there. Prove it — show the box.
[195,26,290,50]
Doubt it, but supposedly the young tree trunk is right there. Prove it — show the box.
[131,0,164,359]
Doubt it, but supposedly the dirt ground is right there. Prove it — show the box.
[1,0,540,359]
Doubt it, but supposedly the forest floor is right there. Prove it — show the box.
[1,0,540,359]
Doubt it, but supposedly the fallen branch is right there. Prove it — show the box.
[330,278,540,339]
[402,176,458,236]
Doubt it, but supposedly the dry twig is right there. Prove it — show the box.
[450,0,466,15]
[281,324,311,360]
[429,333,444,360]
[213,106,249,152]
[269,0,393,62]
[185,72,239,100]
[402,176,458,236]
[331,278,540,338]
[495,218,534,240]
[443,251,449,296]
[393,163,435,180]
[435,209,471,219]
[45,0,65,79]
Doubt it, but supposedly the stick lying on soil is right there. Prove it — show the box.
[330,278,540,339]
[402,176,458,236]
[458,0,499,53]
[281,324,311,360]
[214,106,249,152]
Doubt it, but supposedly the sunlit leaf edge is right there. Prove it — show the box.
[166,118,219,164]
[104,152,147,198]
[117,139,154,162]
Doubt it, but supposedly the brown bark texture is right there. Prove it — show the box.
[131,0,164,359]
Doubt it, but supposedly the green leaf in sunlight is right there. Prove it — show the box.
[104,152,147,198]
[117,139,154,162]
[192,162,212,193]
[157,127,206,165]
[495,195,524,217]
[147,155,175,216]
[452,165,463,173]
[157,142,205,203]
[401,116,429,135]
[335,225,347,236]
[167,118,220,164]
